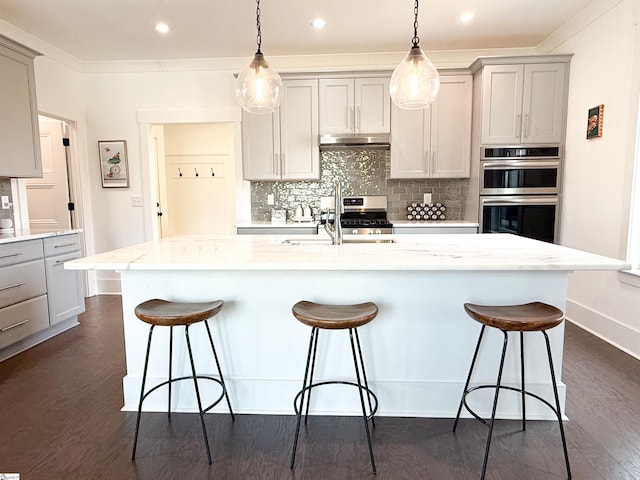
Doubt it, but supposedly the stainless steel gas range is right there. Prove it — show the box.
[320,195,393,235]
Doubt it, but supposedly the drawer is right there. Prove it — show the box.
[0,239,44,268]
[0,259,47,309]
[0,295,50,351]
[44,234,80,257]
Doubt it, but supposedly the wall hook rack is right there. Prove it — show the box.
[178,168,182,177]
[195,168,199,177]
[211,168,215,177]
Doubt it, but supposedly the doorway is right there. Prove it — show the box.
[152,123,237,237]
[24,116,73,234]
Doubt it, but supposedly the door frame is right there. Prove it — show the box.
[137,108,247,241]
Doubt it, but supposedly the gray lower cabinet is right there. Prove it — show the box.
[0,233,84,358]
[44,235,85,325]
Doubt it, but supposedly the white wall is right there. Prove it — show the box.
[541,0,640,358]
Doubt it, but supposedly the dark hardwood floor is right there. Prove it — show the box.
[1,295,639,479]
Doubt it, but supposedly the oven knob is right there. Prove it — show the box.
[375,229,382,235]
[352,229,359,235]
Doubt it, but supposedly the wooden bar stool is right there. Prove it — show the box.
[290,300,379,474]
[453,302,572,479]
[131,299,234,464]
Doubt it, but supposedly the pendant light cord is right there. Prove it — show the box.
[412,0,420,48]
[255,0,262,54]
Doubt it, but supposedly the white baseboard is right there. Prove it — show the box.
[566,300,640,361]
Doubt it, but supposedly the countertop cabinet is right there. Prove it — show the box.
[0,35,42,178]
[0,239,48,351]
[0,232,84,359]
[390,75,472,179]
[319,77,390,134]
[480,63,567,145]
[44,234,85,326]
[242,79,319,180]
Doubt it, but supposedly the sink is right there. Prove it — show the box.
[280,237,394,245]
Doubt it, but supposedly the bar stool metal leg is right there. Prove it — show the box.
[479,331,509,480]
[203,320,235,420]
[354,328,376,429]
[349,328,376,475]
[304,328,320,424]
[290,327,318,469]
[543,331,572,479]
[168,326,173,420]
[453,325,487,432]
[184,325,213,465]
[520,331,526,431]
[132,325,155,460]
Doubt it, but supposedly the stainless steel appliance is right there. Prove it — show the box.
[321,195,393,235]
[480,145,561,195]
[480,145,561,243]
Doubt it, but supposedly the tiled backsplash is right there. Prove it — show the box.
[0,178,14,224]
[250,150,469,221]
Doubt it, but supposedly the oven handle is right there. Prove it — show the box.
[481,196,559,206]
[481,160,560,169]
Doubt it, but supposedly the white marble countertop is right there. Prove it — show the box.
[65,232,630,272]
[235,221,318,228]
[0,229,82,245]
[392,221,479,228]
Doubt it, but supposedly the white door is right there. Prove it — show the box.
[158,123,236,237]
[25,117,71,233]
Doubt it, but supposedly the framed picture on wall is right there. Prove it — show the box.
[98,140,129,187]
[586,105,604,139]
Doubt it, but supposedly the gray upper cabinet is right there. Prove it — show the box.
[319,77,390,134]
[475,58,570,145]
[242,79,319,181]
[390,75,472,179]
[0,35,42,177]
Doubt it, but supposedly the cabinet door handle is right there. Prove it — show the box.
[356,106,361,132]
[524,114,529,138]
[273,153,278,175]
[516,114,522,138]
[432,151,437,170]
[424,150,429,172]
[1,319,29,333]
[0,282,26,292]
[54,243,76,249]
[280,153,285,176]
[0,252,21,259]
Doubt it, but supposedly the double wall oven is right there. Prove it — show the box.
[479,145,561,243]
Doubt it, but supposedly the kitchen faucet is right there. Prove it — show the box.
[324,182,343,245]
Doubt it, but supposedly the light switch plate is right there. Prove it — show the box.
[131,196,143,207]
[423,193,432,204]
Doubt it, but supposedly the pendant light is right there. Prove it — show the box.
[390,0,440,109]
[235,0,283,114]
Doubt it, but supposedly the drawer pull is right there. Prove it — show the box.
[0,282,26,292]
[0,252,22,259]
[54,242,77,249]
[1,319,29,332]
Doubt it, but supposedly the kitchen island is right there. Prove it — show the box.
[66,233,628,419]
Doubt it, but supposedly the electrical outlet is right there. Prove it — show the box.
[131,196,144,207]
[267,194,275,206]
[1,196,10,209]
[423,193,432,204]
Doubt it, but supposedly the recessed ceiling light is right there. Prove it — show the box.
[154,22,170,34]
[311,18,327,29]
[458,12,474,24]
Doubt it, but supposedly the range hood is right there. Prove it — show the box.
[319,133,390,151]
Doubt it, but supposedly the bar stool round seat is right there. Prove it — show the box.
[453,301,572,480]
[131,298,234,465]
[290,300,379,474]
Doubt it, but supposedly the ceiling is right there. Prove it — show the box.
[0,0,593,62]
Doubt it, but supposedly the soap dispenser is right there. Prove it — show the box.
[295,204,303,219]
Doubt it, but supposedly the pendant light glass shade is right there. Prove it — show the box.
[390,45,440,109]
[235,0,283,114]
[390,0,440,109]
[235,52,283,114]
